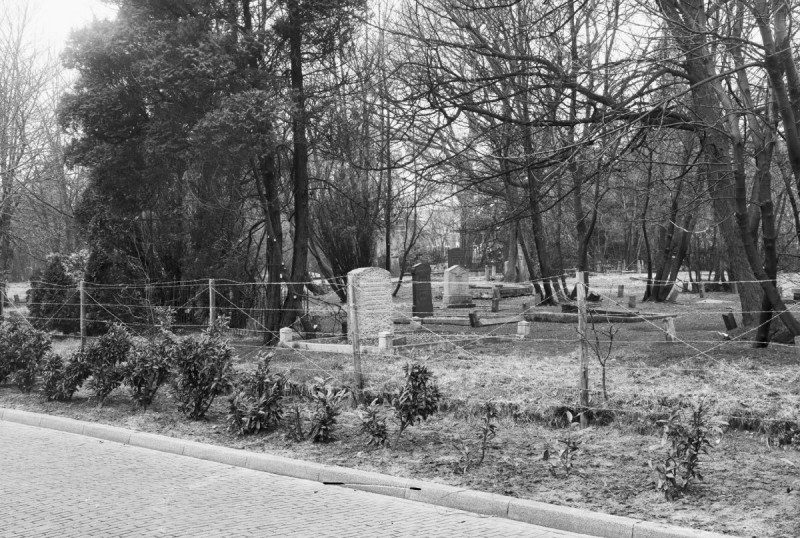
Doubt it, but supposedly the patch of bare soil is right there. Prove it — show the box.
[1,380,798,538]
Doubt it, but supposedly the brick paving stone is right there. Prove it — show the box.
[0,421,595,537]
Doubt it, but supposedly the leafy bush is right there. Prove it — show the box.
[0,317,52,392]
[308,385,349,443]
[170,327,234,420]
[27,254,80,334]
[286,405,306,442]
[226,353,286,435]
[124,338,171,410]
[41,353,90,402]
[82,324,133,406]
[392,362,441,443]
[10,360,39,393]
[650,400,726,500]
[358,399,389,447]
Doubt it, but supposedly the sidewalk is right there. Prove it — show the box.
[0,409,733,537]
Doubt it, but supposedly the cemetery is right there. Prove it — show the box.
[2,1,800,536]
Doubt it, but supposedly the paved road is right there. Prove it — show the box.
[0,421,595,537]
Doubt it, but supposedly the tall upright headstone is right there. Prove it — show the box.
[447,248,466,269]
[411,263,434,318]
[443,265,474,308]
[347,267,393,341]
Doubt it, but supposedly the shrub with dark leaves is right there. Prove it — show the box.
[170,328,234,420]
[226,353,286,435]
[358,399,389,447]
[392,362,441,443]
[651,400,726,500]
[124,338,171,409]
[81,323,132,406]
[308,385,349,443]
[41,353,90,402]
[0,317,51,392]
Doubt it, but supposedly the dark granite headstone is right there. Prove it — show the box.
[447,248,466,269]
[411,263,433,318]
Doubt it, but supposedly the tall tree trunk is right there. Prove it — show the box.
[503,219,519,282]
[642,152,654,301]
[282,0,311,330]
[657,215,693,302]
[650,179,682,302]
[753,134,778,346]
[659,0,762,325]
[519,232,544,297]
[253,154,284,344]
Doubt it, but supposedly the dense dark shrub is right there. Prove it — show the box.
[0,317,52,392]
[170,328,234,420]
[41,353,90,402]
[81,323,132,406]
[124,338,171,409]
[27,255,80,334]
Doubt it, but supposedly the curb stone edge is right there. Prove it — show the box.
[0,408,736,538]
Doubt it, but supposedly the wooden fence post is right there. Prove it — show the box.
[209,278,216,329]
[576,271,590,428]
[663,317,677,342]
[79,280,86,351]
[347,277,364,400]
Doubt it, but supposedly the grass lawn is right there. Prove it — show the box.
[1,276,799,536]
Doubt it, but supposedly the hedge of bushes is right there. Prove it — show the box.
[0,316,441,447]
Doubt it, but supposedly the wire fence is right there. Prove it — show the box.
[1,270,798,431]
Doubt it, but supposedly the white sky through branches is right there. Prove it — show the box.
[23,0,117,52]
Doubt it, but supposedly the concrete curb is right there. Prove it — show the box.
[0,408,735,538]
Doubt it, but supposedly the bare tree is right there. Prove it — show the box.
[0,4,59,284]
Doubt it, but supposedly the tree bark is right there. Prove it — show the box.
[658,0,762,324]
[282,0,311,330]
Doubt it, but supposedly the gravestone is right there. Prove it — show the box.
[722,312,737,331]
[348,267,393,341]
[447,248,466,269]
[667,287,680,303]
[411,263,434,318]
[443,265,474,308]
[390,256,401,278]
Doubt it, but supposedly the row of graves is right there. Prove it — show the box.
[279,264,680,355]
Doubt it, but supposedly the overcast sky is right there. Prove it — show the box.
[26,0,117,52]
